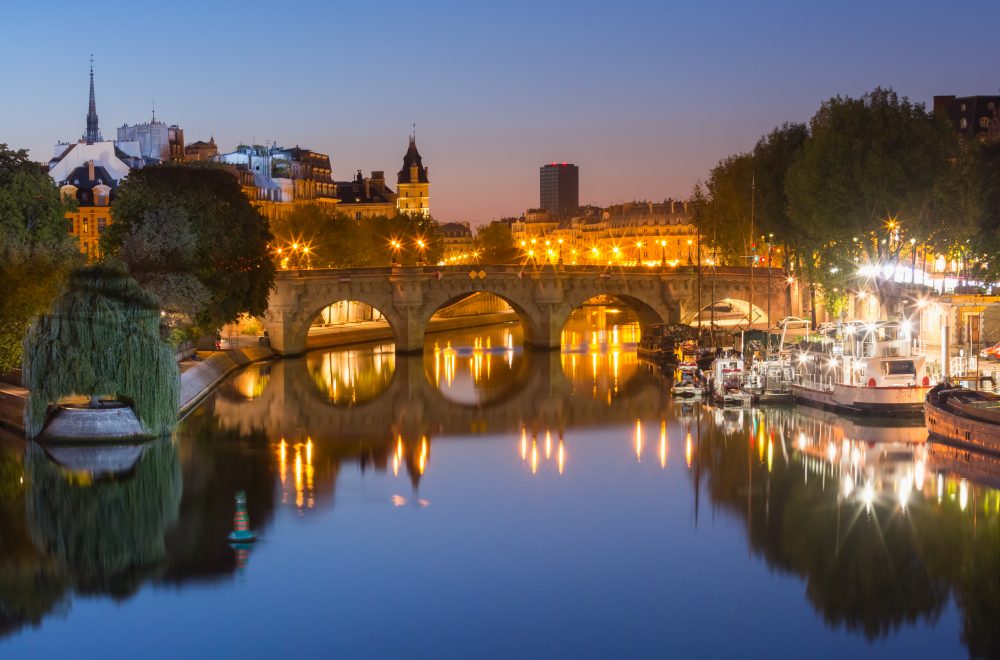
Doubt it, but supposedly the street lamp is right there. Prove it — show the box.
[389,239,402,265]
[557,238,564,264]
[687,239,693,265]
[415,238,427,265]
[658,239,666,267]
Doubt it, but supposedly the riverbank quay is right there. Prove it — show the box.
[0,347,273,438]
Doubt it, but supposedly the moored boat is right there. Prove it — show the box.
[710,354,752,406]
[791,320,930,416]
[924,383,1000,455]
[672,362,705,398]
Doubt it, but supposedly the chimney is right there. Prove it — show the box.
[670,200,675,214]
[371,170,385,192]
[363,176,371,199]
[88,160,95,181]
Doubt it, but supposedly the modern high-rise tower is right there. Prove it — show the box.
[540,163,579,216]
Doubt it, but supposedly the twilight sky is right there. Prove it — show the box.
[2,0,995,225]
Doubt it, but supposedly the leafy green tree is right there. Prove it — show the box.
[752,123,809,267]
[475,221,517,264]
[702,152,754,264]
[0,144,80,373]
[785,88,951,269]
[270,204,363,268]
[367,213,443,266]
[102,163,275,334]
[118,205,209,337]
[22,263,179,439]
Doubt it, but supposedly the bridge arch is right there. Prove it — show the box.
[419,289,543,348]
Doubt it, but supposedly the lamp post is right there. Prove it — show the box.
[557,238,564,265]
[659,239,666,268]
[687,239,693,266]
[390,239,402,266]
[416,238,427,266]
[909,238,917,284]
[635,240,643,266]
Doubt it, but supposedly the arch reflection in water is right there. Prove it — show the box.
[425,323,524,406]
[307,342,395,404]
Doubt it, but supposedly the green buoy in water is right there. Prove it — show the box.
[227,491,257,543]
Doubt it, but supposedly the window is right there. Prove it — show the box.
[960,118,968,129]
[97,218,107,233]
[981,117,990,129]
[82,219,89,234]
[881,360,915,376]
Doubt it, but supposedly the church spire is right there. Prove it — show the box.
[84,55,102,143]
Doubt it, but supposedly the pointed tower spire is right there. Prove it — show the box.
[84,55,102,143]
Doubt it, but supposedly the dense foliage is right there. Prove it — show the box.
[22,263,179,439]
[269,204,443,267]
[700,88,999,315]
[475,221,518,264]
[0,144,80,373]
[102,163,275,334]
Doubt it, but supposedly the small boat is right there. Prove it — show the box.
[711,355,753,406]
[744,358,794,404]
[672,362,705,398]
[637,324,680,365]
[924,383,1000,455]
[791,320,930,416]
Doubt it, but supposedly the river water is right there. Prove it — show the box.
[0,308,997,659]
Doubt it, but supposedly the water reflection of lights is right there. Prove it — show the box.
[659,421,668,469]
[520,428,566,476]
[275,436,316,511]
[310,346,394,404]
[418,436,429,475]
[685,431,693,468]
[634,420,643,462]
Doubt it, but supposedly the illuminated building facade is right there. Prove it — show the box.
[438,222,475,261]
[540,163,579,216]
[214,144,339,221]
[184,137,218,161]
[512,199,706,266]
[335,170,397,220]
[48,61,142,259]
[396,136,430,217]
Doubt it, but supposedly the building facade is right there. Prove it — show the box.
[438,222,475,262]
[184,138,219,161]
[335,170,397,220]
[540,163,579,216]
[213,144,339,222]
[48,62,136,259]
[396,136,430,216]
[934,95,1000,141]
[117,120,185,162]
[511,199,705,266]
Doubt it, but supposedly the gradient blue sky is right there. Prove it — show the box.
[2,1,995,224]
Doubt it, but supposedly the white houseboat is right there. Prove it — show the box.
[791,320,930,416]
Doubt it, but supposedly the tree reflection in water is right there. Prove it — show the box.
[692,405,1000,659]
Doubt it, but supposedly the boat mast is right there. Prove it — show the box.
[696,201,702,341]
[748,172,755,362]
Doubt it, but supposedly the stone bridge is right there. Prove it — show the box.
[209,351,669,443]
[262,265,791,355]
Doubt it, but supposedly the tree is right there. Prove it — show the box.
[785,88,951,269]
[118,205,209,338]
[702,152,754,264]
[269,204,363,268]
[102,163,275,334]
[22,263,179,439]
[0,144,80,373]
[475,222,517,264]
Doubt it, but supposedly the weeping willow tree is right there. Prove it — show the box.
[22,263,179,439]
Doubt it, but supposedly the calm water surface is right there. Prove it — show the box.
[1,309,998,659]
